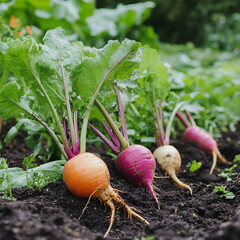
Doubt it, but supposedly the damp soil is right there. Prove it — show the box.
[0,121,240,240]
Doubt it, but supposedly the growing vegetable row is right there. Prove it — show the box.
[0,28,232,237]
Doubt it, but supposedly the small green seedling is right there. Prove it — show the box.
[213,185,235,199]
[233,154,240,163]
[22,154,38,188]
[187,160,202,173]
[0,158,16,200]
[218,164,238,182]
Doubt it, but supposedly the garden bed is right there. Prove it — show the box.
[0,121,240,240]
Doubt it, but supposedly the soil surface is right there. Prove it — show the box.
[0,121,240,240]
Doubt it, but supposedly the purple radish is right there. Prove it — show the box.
[116,145,158,205]
[176,111,231,174]
[89,80,160,208]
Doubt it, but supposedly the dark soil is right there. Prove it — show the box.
[0,121,240,240]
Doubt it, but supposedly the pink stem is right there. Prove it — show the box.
[62,116,75,159]
[73,111,80,154]
[88,122,121,154]
[184,110,196,126]
[102,122,121,147]
[176,111,190,128]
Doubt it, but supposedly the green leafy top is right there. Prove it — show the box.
[213,185,235,200]
[0,27,141,158]
[121,46,171,144]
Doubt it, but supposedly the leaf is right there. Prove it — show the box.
[223,192,235,200]
[37,27,85,106]
[187,160,202,173]
[0,36,39,87]
[0,80,32,120]
[51,0,79,23]
[87,2,155,37]
[213,185,226,193]
[233,154,240,163]
[0,0,16,14]
[0,160,66,191]
[138,47,171,101]
[72,39,141,102]
[213,185,235,199]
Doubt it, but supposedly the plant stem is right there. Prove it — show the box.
[184,110,196,126]
[58,42,78,155]
[10,100,68,160]
[102,122,120,147]
[30,69,68,155]
[73,111,80,150]
[88,122,120,154]
[165,102,185,145]
[6,163,13,200]
[80,50,133,153]
[154,122,161,146]
[115,79,129,142]
[95,99,128,151]
[153,91,165,146]
[176,111,190,128]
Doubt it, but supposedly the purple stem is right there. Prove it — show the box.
[176,111,190,128]
[115,80,129,143]
[184,110,196,126]
[102,122,121,147]
[73,111,80,154]
[88,122,121,154]
[62,116,75,159]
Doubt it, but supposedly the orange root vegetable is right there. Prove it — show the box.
[153,145,192,195]
[63,152,149,238]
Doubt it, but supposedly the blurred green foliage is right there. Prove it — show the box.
[98,0,240,50]
[0,0,156,47]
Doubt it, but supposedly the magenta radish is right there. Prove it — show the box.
[176,111,231,174]
[89,80,160,208]
[153,101,192,195]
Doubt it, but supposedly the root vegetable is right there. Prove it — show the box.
[154,101,192,194]
[116,144,159,207]
[176,111,231,174]
[89,80,160,208]
[63,152,149,238]
[153,145,192,195]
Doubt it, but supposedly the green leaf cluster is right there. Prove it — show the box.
[213,185,235,200]
[120,47,171,144]
[218,164,238,182]
[187,160,202,173]
[0,157,15,200]
[0,159,65,193]
[0,27,140,128]
[0,26,142,159]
